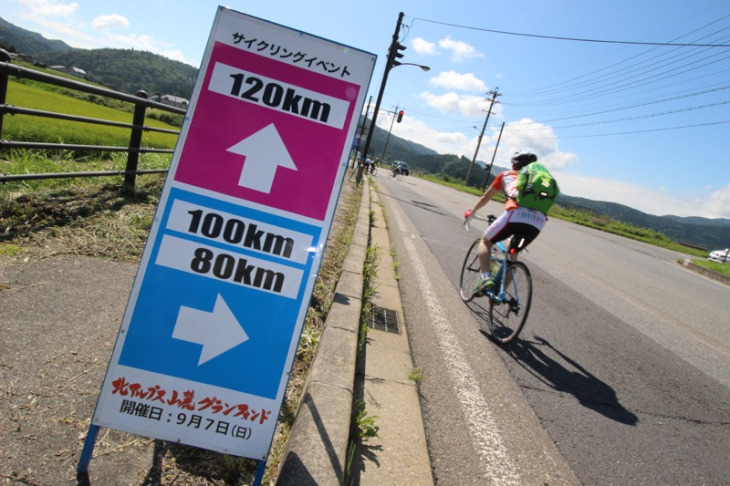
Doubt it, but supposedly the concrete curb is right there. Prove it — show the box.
[682,259,730,286]
[277,178,371,485]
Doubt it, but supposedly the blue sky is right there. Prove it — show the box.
[2,0,729,219]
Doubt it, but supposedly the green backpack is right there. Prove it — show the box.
[516,163,559,215]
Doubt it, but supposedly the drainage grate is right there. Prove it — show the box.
[370,305,400,334]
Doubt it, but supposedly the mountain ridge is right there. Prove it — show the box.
[364,125,728,250]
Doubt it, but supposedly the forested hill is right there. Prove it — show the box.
[556,195,729,250]
[0,16,72,54]
[365,126,729,251]
[0,16,197,97]
[33,48,198,98]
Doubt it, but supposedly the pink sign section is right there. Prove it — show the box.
[174,42,361,221]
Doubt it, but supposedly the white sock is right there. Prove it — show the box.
[481,272,491,279]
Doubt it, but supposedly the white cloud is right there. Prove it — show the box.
[705,183,730,218]
[375,115,471,156]
[411,37,437,55]
[96,28,192,64]
[92,14,130,30]
[380,110,728,219]
[438,36,483,62]
[498,119,575,170]
[430,71,486,93]
[374,109,730,218]
[10,1,194,64]
[17,0,78,18]
[556,174,729,218]
[412,36,483,62]
[420,91,499,118]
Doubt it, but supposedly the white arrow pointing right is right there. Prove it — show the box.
[173,294,249,365]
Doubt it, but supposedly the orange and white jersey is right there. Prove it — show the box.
[490,170,520,211]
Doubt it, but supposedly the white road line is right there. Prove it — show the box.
[395,209,521,484]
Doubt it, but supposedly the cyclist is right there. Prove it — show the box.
[463,150,548,295]
[363,155,373,174]
[369,157,378,174]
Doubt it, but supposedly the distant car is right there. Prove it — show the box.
[393,161,410,176]
[708,248,729,263]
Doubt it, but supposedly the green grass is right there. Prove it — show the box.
[420,173,707,258]
[422,173,483,196]
[0,149,172,193]
[692,259,730,277]
[1,76,178,192]
[549,205,707,257]
[4,78,179,149]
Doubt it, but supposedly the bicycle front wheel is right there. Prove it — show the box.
[488,261,532,344]
[459,238,482,302]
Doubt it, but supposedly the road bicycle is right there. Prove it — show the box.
[390,167,404,180]
[459,215,533,344]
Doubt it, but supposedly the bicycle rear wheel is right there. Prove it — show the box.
[488,261,532,344]
[459,238,482,302]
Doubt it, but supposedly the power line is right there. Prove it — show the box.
[549,119,730,138]
[412,17,730,47]
[515,51,730,108]
[546,100,730,129]
[505,14,730,98]
[405,13,730,141]
[502,27,730,106]
[511,85,730,124]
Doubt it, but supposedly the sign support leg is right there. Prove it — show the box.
[253,459,266,486]
[77,424,100,473]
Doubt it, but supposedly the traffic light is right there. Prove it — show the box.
[390,41,406,67]
[397,110,404,123]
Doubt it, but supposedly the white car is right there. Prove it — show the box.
[708,248,730,263]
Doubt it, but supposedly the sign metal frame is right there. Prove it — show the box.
[78,6,375,479]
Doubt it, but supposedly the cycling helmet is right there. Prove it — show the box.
[511,151,538,170]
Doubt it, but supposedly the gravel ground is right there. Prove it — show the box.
[0,255,159,485]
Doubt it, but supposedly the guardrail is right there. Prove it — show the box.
[0,49,186,190]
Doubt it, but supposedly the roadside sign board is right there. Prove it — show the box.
[90,6,375,460]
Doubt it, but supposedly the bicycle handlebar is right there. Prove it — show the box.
[463,212,497,233]
[463,211,531,256]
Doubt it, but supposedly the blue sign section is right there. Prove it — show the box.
[118,188,321,399]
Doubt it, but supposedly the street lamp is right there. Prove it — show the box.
[356,12,430,184]
[396,63,430,71]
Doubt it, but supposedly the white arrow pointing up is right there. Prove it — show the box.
[227,123,297,194]
[172,294,249,365]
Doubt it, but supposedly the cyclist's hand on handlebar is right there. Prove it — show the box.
[463,209,473,232]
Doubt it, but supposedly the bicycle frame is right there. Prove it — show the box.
[461,214,534,344]
[487,240,519,303]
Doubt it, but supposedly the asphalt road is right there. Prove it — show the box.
[375,173,730,485]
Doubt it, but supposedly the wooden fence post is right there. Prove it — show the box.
[124,90,149,192]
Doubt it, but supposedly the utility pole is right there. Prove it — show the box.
[483,121,505,192]
[464,88,500,186]
[354,96,372,167]
[357,96,372,146]
[380,104,398,163]
[356,11,404,184]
